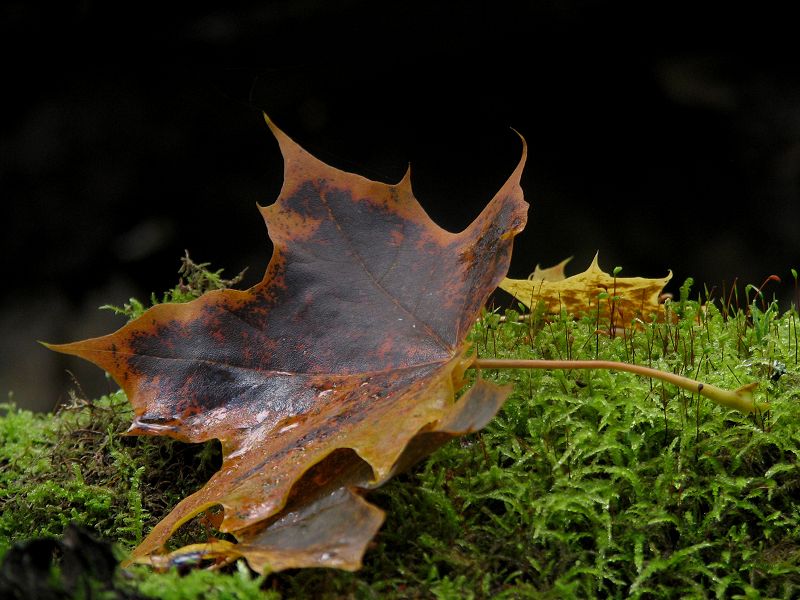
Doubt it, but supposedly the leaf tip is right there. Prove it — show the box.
[262,112,285,140]
[508,126,528,181]
[39,339,79,357]
[262,111,276,131]
[509,126,528,152]
[262,113,299,158]
[590,251,601,269]
[395,163,413,193]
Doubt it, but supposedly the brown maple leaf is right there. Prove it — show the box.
[46,116,528,572]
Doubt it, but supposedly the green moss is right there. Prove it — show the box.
[100,251,246,321]
[131,560,274,600]
[2,261,800,598]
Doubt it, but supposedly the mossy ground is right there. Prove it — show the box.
[1,260,799,599]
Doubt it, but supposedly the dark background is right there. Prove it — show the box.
[3,1,799,410]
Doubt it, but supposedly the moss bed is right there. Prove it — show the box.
[1,262,799,599]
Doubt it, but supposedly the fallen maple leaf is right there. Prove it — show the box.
[46,115,528,572]
[499,253,672,321]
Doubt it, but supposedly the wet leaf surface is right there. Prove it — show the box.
[48,116,527,571]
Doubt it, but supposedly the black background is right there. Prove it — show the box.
[3,1,799,410]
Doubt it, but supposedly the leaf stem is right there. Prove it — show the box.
[470,358,767,415]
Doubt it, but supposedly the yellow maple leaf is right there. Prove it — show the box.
[500,253,671,321]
